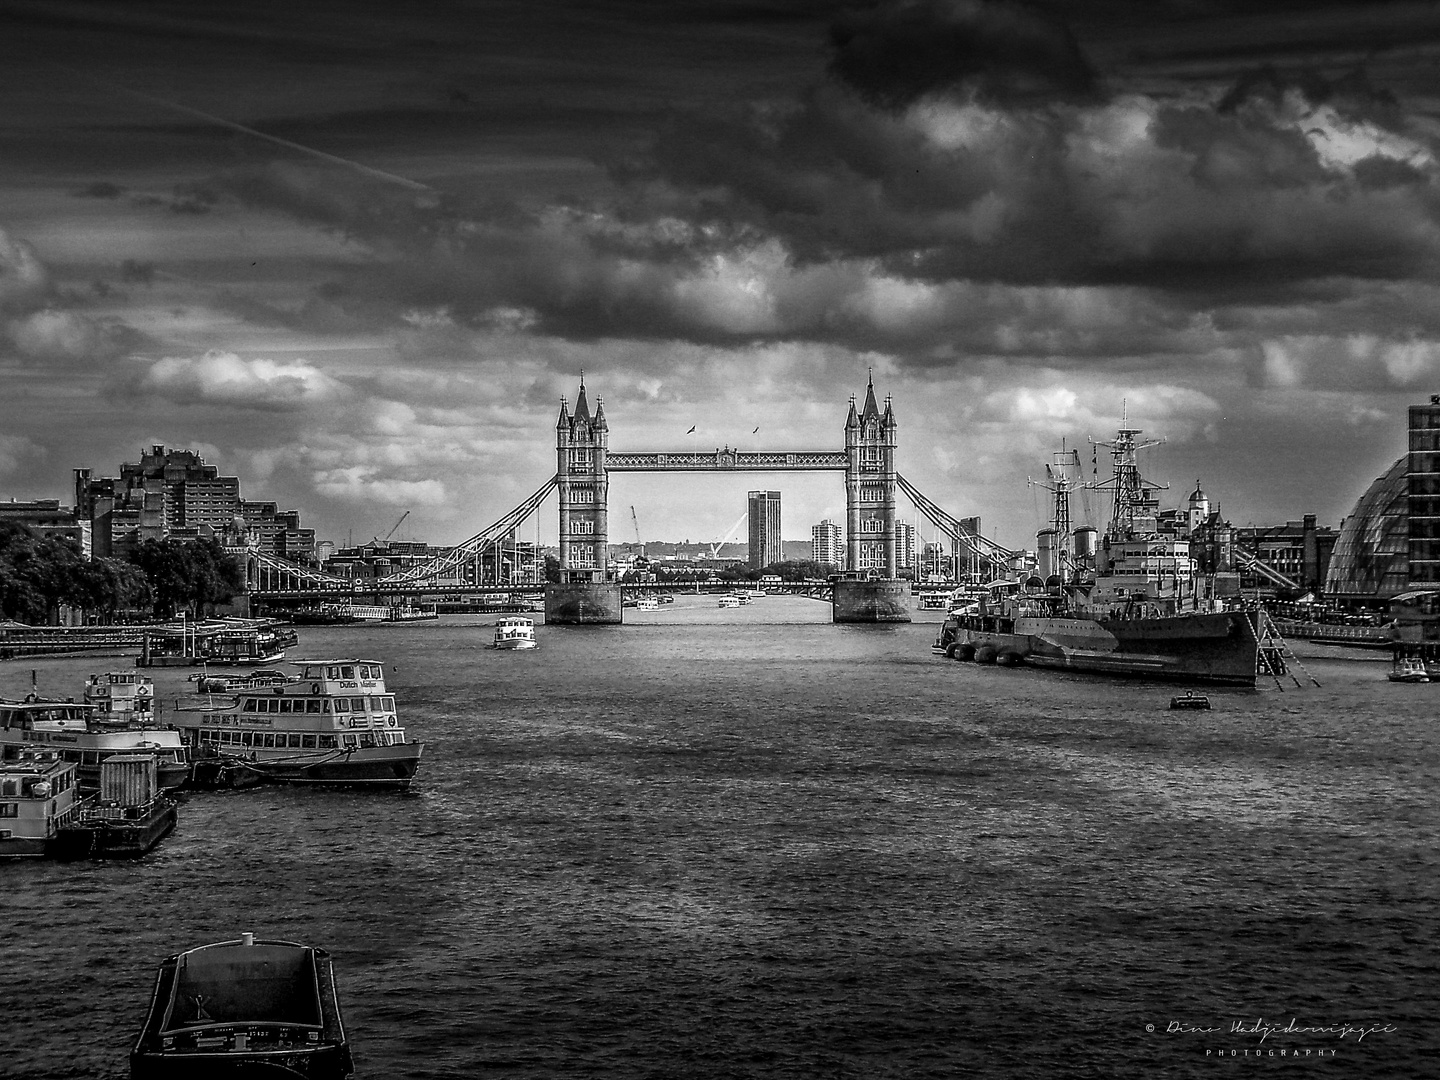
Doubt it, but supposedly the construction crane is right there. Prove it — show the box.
[709,511,748,558]
[631,505,644,557]
[382,510,410,542]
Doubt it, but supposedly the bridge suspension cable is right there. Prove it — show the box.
[894,473,1014,580]
[376,476,558,586]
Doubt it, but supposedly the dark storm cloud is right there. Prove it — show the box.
[829,0,1098,108]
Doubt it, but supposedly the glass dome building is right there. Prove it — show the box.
[1325,456,1410,601]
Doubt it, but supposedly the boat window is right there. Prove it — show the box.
[263,733,276,748]
[268,698,281,712]
[319,735,337,748]
[286,733,300,748]
[0,804,16,818]
[327,666,339,679]
[306,700,322,714]
[0,780,16,797]
[333,698,349,713]
[240,698,254,711]
[302,734,317,748]
[381,696,395,712]
[343,735,359,748]
[319,700,330,713]
[352,697,367,712]
[220,731,234,745]
[341,665,356,680]
[241,731,253,746]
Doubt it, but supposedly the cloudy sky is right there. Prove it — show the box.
[4,0,1440,552]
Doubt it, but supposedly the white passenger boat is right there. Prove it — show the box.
[0,698,190,793]
[1387,655,1430,683]
[493,617,538,649]
[634,596,660,612]
[717,595,745,608]
[83,670,156,723]
[180,659,423,789]
[0,751,85,858]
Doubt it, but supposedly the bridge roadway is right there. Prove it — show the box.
[250,580,957,605]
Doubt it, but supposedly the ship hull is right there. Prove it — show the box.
[194,742,423,789]
[939,609,1265,686]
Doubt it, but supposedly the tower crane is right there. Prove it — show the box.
[631,505,644,557]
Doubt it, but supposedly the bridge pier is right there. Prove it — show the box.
[544,582,624,625]
[832,578,911,623]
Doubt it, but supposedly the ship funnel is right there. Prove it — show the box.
[1037,529,1057,581]
[241,932,255,947]
[1074,526,1097,561]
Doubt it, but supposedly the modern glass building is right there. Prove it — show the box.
[1324,455,1410,602]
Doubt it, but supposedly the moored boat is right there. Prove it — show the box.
[934,428,1278,686]
[0,698,190,793]
[130,934,354,1079]
[0,751,84,858]
[493,616,538,649]
[84,670,157,724]
[54,754,176,859]
[634,596,660,612]
[179,659,423,789]
[718,595,746,608]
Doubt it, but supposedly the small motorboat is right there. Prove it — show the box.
[1387,655,1430,683]
[131,934,353,1079]
[1168,691,1212,710]
[493,616,538,649]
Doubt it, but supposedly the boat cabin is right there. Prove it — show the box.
[0,752,83,857]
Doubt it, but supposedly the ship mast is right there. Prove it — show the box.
[1087,405,1167,541]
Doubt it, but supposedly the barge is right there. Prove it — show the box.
[131,934,354,1079]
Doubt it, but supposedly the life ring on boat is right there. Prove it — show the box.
[387,717,396,727]
[312,683,320,694]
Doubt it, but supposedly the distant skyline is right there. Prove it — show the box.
[6,2,1440,552]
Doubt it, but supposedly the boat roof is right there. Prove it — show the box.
[0,697,97,710]
[286,659,385,665]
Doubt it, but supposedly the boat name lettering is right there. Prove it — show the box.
[337,681,357,689]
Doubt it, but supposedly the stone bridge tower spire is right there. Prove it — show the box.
[844,373,899,578]
[556,375,610,583]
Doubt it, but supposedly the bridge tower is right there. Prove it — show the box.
[547,377,623,623]
[556,377,610,582]
[844,376,899,578]
[836,375,910,622]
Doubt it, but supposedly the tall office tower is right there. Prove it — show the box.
[811,519,844,567]
[895,520,916,570]
[748,490,782,569]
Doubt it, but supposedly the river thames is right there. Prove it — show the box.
[2,596,1436,1078]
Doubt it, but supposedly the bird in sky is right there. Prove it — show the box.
[753,426,760,433]
[687,426,696,434]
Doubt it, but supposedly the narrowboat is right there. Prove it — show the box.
[179,659,423,789]
[0,751,85,858]
[130,934,354,1079]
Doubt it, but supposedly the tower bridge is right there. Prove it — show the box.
[244,377,1012,622]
